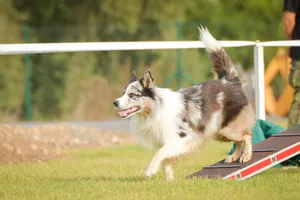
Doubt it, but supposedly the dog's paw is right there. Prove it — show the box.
[166,174,175,181]
[144,169,156,178]
[144,172,153,178]
[224,154,239,163]
[239,153,252,163]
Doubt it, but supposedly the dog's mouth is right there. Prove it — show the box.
[118,106,141,119]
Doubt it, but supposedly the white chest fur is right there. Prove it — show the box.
[130,116,163,150]
[129,88,184,150]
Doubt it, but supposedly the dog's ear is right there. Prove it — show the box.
[130,71,138,82]
[141,69,155,88]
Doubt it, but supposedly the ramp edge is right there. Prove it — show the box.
[223,141,300,180]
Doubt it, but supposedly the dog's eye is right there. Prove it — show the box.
[128,93,135,98]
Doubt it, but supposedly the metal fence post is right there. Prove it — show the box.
[24,24,32,120]
[254,41,266,120]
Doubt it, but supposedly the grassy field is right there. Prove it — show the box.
[0,141,299,200]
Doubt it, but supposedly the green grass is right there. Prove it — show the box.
[0,142,299,200]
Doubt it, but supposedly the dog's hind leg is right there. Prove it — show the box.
[225,141,243,163]
[239,133,252,163]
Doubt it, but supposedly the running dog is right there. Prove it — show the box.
[113,27,255,181]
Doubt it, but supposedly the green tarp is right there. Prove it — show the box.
[229,120,300,167]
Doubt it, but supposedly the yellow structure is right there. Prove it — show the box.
[265,48,294,117]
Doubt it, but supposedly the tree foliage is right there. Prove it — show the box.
[0,1,24,120]
[0,0,286,120]
[184,0,284,68]
[10,0,184,119]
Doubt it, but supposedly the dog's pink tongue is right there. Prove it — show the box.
[118,109,129,117]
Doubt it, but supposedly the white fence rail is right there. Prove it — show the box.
[0,41,256,55]
[1,40,300,120]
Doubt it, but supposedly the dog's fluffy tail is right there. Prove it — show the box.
[199,26,240,84]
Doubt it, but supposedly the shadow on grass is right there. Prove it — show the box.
[50,175,148,183]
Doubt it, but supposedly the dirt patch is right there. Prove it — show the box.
[0,124,134,164]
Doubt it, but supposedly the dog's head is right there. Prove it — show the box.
[113,69,156,119]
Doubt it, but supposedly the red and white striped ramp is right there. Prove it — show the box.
[186,124,300,180]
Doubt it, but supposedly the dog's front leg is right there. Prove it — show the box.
[144,145,175,178]
[144,144,184,179]
[163,160,175,181]
[144,147,166,178]
[145,155,175,181]
[144,140,196,180]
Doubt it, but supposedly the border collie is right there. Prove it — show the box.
[113,27,255,180]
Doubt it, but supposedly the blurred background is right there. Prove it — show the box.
[1,0,300,196]
[0,0,287,122]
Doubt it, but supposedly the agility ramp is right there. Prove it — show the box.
[187,124,300,180]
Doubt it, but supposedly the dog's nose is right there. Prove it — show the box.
[113,100,119,107]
